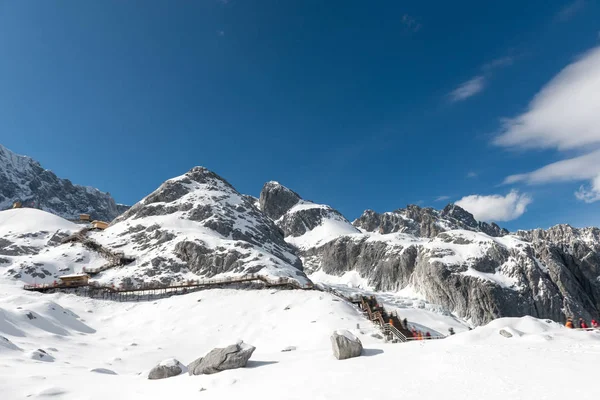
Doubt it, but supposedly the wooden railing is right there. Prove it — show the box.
[23,273,313,293]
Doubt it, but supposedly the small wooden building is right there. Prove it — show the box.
[91,220,109,230]
[79,214,91,222]
[58,274,89,287]
[12,201,22,209]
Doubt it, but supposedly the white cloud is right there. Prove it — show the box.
[449,76,485,102]
[495,46,600,202]
[455,190,532,222]
[575,174,600,203]
[495,46,600,151]
[448,54,516,103]
[504,149,600,185]
[435,195,450,202]
[467,171,478,178]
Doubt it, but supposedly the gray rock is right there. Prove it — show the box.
[103,167,308,285]
[0,144,128,221]
[353,204,508,238]
[259,181,301,220]
[331,330,362,360]
[188,341,256,375]
[148,358,185,380]
[499,329,513,338]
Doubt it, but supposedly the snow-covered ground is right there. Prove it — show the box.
[2,275,600,400]
[3,196,600,399]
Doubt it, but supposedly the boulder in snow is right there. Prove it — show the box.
[499,329,513,338]
[188,341,256,375]
[29,349,55,362]
[331,330,362,360]
[148,358,186,380]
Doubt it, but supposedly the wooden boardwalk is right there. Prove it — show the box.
[23,274,312,301]
[61,228,135,276]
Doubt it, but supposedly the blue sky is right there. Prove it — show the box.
[0,0,599,230]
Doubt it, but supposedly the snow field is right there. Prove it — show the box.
[2,279,599,399]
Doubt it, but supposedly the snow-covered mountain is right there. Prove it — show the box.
[1,167,310,288]
[259,181,360,250]
[260,182,600,326]
[3,160,600,327]
[0,144,127,221]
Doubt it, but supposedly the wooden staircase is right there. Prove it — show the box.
[62,228,135,275]
[359,295,415,342]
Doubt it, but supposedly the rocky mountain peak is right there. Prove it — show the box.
[353,203,508,238]
[0,143,127,221]
[259,181,302,220]
[440,203,478,226]
[101,167,307,286]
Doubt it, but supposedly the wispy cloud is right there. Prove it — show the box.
[496,46,600,202]
[455,190,532,222]
[449,76,485,102]
[401,14,421,33]
[435,195,451,202]
[467,171,478,178]
[556,0,587,21]
[482,56,515,71]
[448,55,515,103]
[575,174,600,203]
[217,30,225,36]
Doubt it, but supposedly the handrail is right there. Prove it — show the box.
[383,323,408,342]
[23,273,311,292]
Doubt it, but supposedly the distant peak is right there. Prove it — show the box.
[259,181,302,220]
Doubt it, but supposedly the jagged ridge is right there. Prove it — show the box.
[0,144,127,221]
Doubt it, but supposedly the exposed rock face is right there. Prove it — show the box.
[260,182,600,327]
[305,222,600,325]
[0,144,128,221]
[353,204,508,238]
[187,341,256,375]
[259,181,301,220]
[0,208,82,281]
[330,330,362,360]
[259,181,359,250]
[93,167,309,286]
[148,358,185,380]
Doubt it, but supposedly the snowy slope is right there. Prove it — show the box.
[281,200,360,250]
[0,144,127,221]
[87,167,310,287]
[1,277,599,400]
[0,209,103,283]
[258,182,360,250]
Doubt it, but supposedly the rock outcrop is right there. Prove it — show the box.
[330,330,362,360]
[148,358,185,379]
[91,167,310,287]
[187,341,256,375]
[261,182,600,327]
[353,204,508,238]
[259,181,359,250]
[0,144,127,221]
